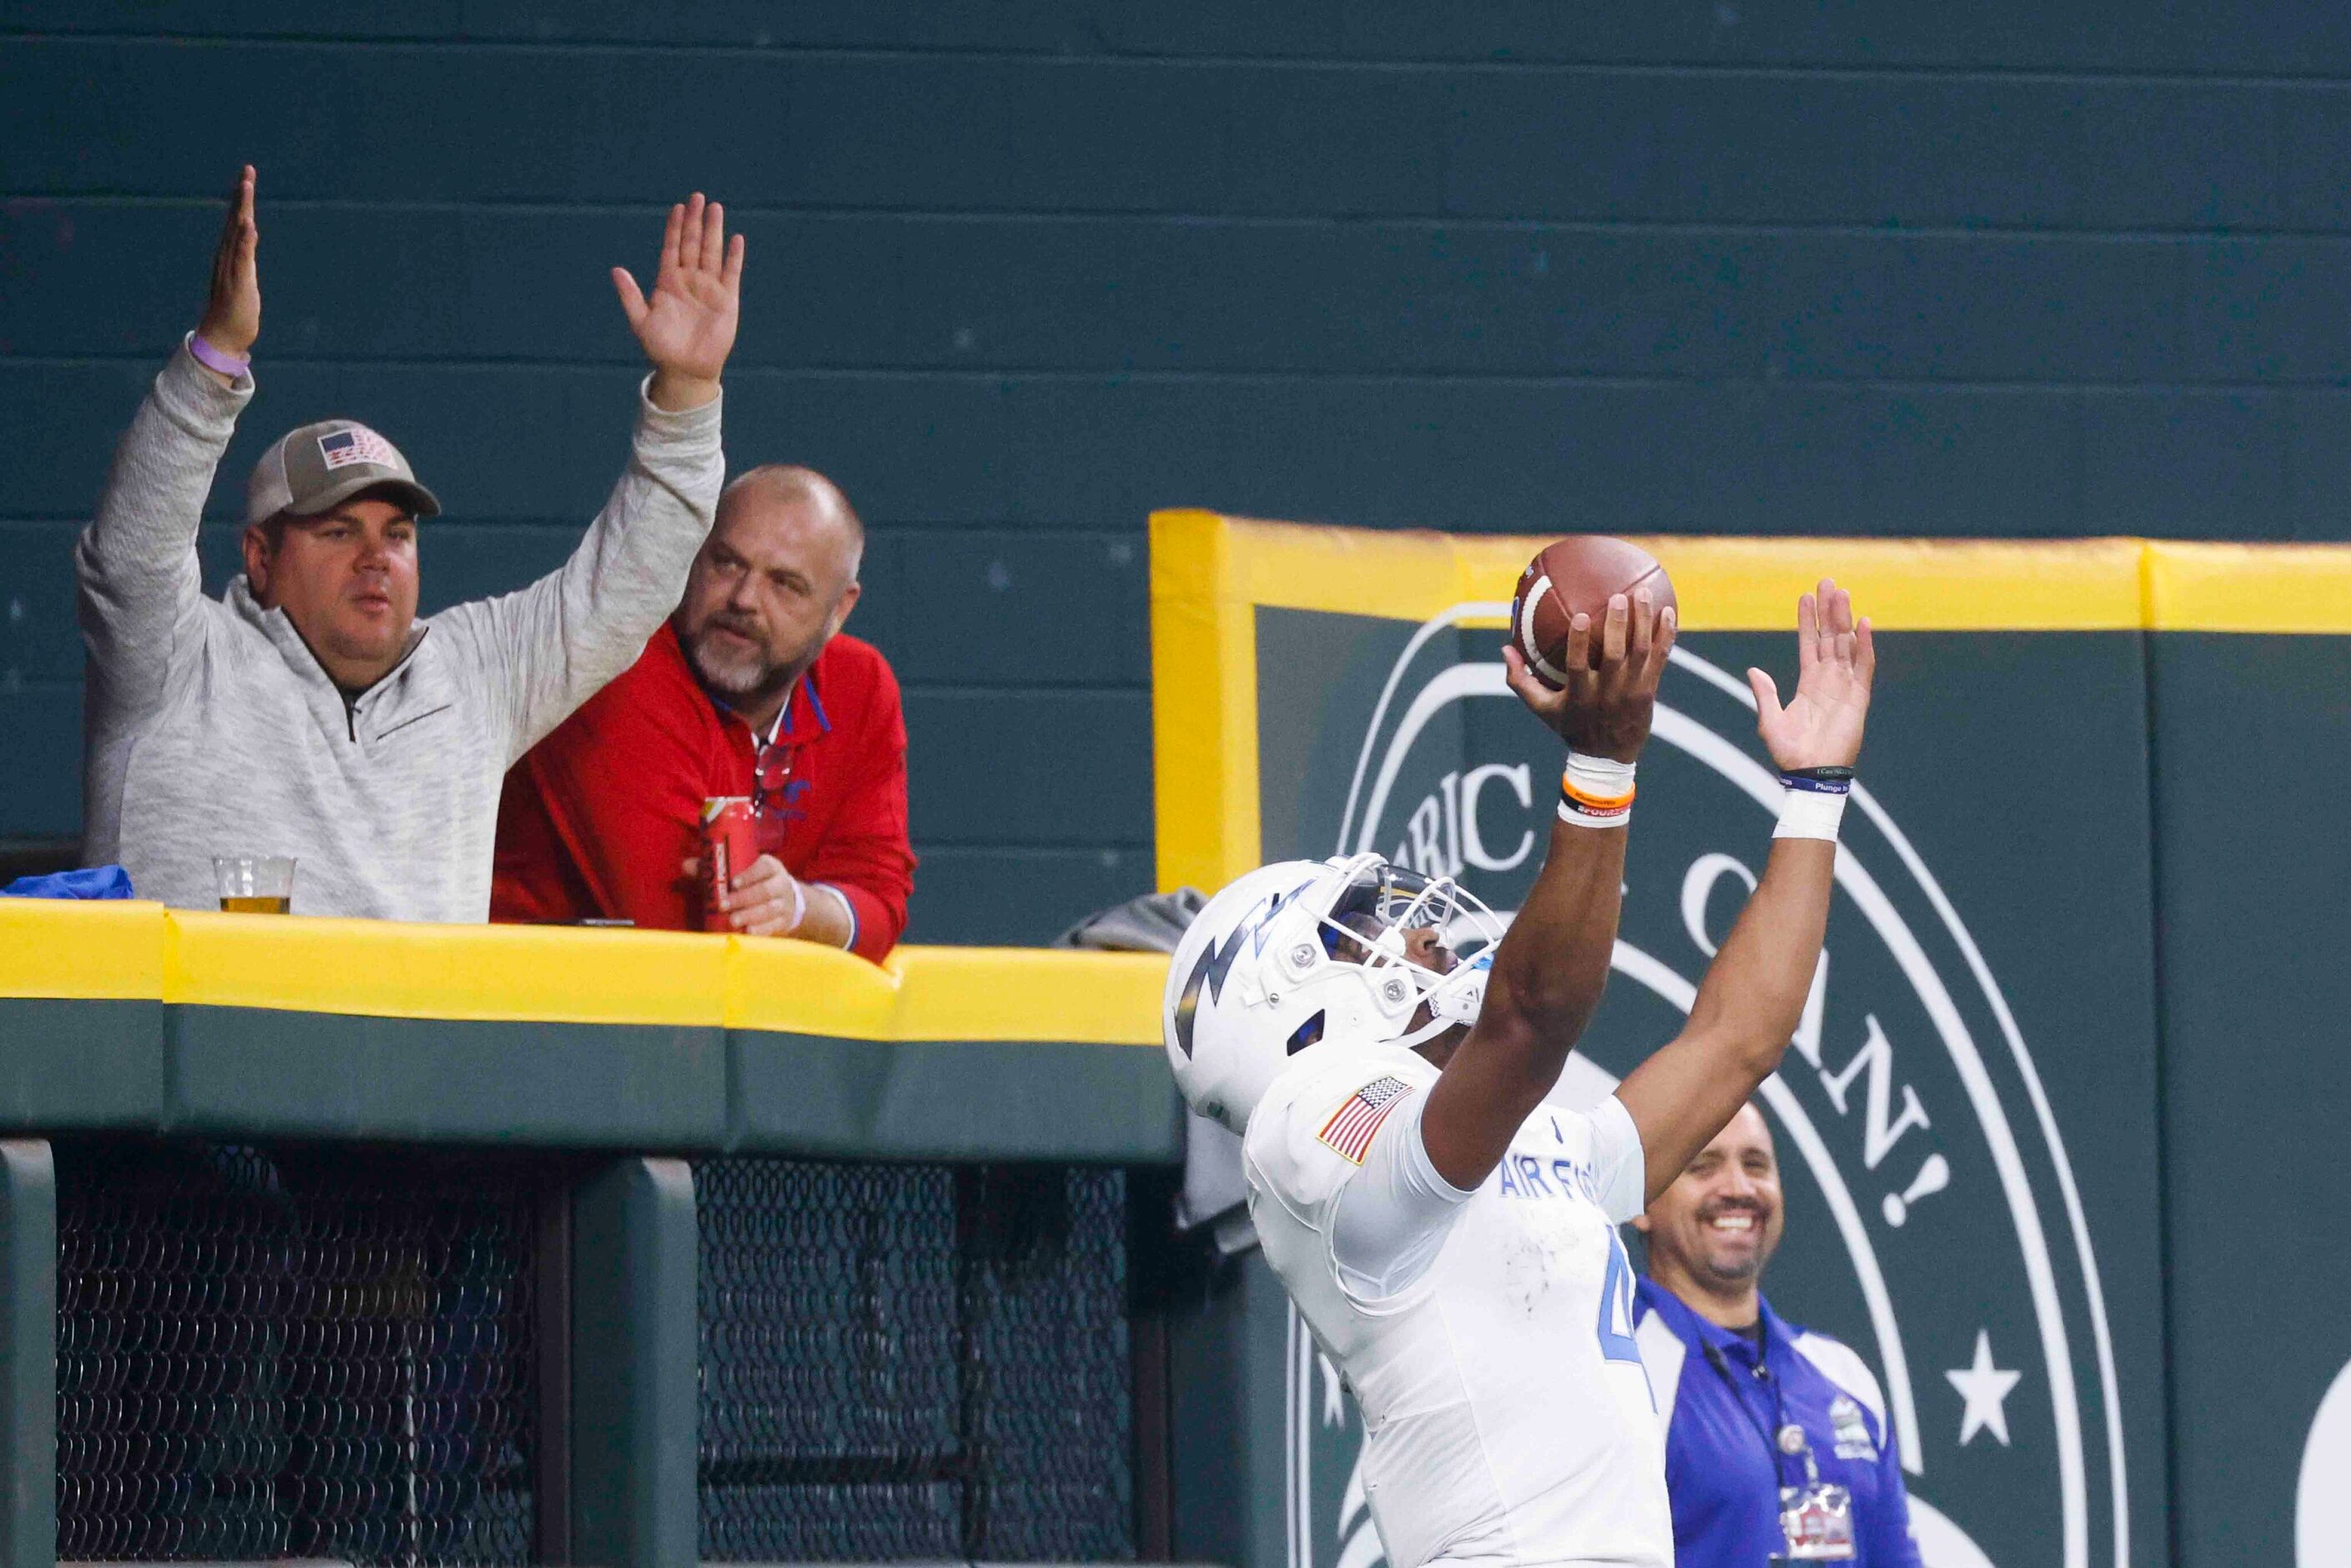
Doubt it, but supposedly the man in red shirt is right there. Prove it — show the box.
[492,464,913,958]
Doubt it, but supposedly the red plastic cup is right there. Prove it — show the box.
[700,797,757,933]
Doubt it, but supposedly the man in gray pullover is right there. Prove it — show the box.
[78,166,743,921]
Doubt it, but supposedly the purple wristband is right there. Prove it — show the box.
[187,333,250,379]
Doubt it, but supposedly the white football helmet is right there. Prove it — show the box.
[1163,852,1507,1135]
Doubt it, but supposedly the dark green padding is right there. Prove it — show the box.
[0,1001,164,1130]
[726,1031,1181,1162]
[1165,1251,1293,1568]
[0,1141,53,1568]
[164,1007,729,1147]
[0,1000,1182,1162]
[570,1157,698,1568]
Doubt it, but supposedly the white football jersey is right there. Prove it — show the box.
[1245,1040,1671,1568]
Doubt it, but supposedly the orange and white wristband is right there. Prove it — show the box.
[1558,753,1636,828]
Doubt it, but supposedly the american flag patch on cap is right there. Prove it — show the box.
[1317,1075,1413,1164]
[318,426,397,470]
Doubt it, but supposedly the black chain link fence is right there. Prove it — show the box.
[697,1160,1135,1562]
[48,1144,1139,1565]
[54,1141,542,1565]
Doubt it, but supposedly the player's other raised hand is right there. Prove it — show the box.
[1502,589,1676,762]
[1748,579,1873,771]
[614,192,745,412]
[194,164,260,379]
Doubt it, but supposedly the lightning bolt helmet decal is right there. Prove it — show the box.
[1171,880,1312,1057]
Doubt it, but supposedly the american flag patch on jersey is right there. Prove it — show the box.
[318,427,397,470]
[1317,1075,1413,1164]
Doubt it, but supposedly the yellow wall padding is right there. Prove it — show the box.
[1151,510,1263,899]
[167,912,731,1026]
[1152,512,2151,633]
[2141,541,2351,634]
[0,904,1170,1043]
[882,946,1167,1045]
[0,898,167,999]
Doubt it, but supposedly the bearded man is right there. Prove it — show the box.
[491,464,913,956]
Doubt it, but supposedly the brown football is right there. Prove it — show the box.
[1509,536,1677,689]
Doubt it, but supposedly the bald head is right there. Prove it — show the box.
[717,464,864,584]
[675,464,866,729]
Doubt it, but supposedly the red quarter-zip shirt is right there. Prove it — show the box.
[491,622,914,958]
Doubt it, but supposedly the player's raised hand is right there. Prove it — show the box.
[614,192,744,412]
[195,164,260,369]
[1502,589,1676,761]
[1748,579,1873,770]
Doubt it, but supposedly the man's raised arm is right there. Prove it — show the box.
[1418,591,1676,1191]
[449,194,744,760]
[1615,579,1874,1203]
[77,165,260,722]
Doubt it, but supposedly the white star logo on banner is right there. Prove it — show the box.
[1946,1328,2024,1446]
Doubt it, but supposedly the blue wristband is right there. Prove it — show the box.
[1781,767,1854,796]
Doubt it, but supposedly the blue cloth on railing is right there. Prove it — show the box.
[1,867,134,900]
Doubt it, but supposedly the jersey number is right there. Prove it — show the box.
[1596,1227,1641,1365]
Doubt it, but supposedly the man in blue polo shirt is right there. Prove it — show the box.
[1631,1102,1921,1565]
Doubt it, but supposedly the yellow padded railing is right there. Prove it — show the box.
[1150,517,2351,633]
[0,899,1168,1043]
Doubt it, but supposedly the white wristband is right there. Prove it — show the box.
[784,875,807,933]
[1774,787,1848,842]
[1565,752,1635,796]
[1558,752,1636,829]
[817,883,856,950]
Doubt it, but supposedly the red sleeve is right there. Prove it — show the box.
[494,643,712,931]
[798,648,915,959]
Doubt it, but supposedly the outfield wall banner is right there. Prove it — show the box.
[1150,515,2235,1568]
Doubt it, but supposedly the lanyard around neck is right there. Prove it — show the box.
[1704,1333,1798,1490]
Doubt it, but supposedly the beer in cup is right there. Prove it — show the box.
[214,855,296,914]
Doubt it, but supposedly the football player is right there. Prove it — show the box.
[1165,581,1873,1568]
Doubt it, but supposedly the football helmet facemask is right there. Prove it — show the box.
[1161,852,1505,1135]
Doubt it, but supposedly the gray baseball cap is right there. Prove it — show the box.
[245,419,442,528]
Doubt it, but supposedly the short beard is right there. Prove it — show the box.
[1691,1221,1773,1288]
[685,621,804,709]
[1700,1251,1765,1285]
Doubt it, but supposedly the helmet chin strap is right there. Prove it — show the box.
[1386,952,1491,1051]
[1389,1012,1458,1053]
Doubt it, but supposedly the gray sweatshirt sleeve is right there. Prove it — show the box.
[436,377,725,765]
[76,339,253,731]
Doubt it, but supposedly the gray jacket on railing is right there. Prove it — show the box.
[76,340,725,922]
